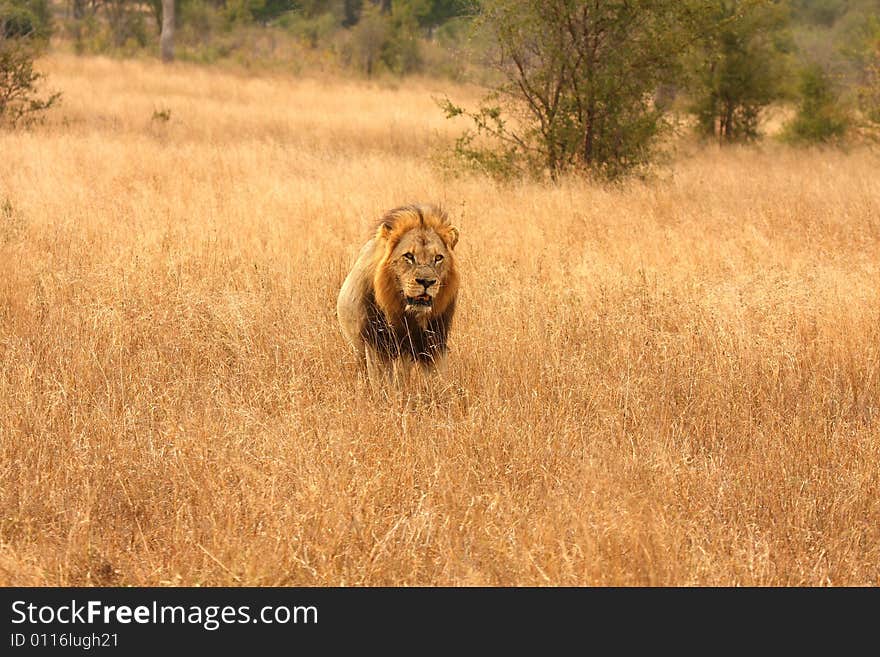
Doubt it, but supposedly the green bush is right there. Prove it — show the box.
[381,1,421,74]
[438,99,525,180]
[441,0,693,182]
[0,37,60,127]
[279,11,340,49]
[102,0,149,48]
[853,17,880,128]
[688,0,791,143]
[782,64,849,143]
[0,0,52,39]
[344,3,424,76]
[224,0,296,26]
[347,5,387,76]
[178,0,224,41]
[792,0,845,27]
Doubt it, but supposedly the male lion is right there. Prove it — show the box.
[337,204,460,387]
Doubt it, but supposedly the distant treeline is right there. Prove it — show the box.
[2,0,879,178]
[2,1,877,81]
[0,0,479,74]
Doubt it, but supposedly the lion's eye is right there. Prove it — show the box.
[434,254,444,263]
[402,253,415,263]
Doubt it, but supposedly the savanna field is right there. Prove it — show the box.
[1,54,879,586]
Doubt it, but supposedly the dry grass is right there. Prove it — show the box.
[1,54,879,586]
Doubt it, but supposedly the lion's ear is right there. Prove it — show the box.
[446,226,459,250]
[377,220,394,241]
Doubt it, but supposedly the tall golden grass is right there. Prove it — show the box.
[1,54,878,586]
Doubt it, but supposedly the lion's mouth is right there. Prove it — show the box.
[406,294,433,307]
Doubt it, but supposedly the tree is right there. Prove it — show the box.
[349,3,388,75]
[790,0,845,27]
[782,63,849,142]
[381,0,424,73]
[861,41,880,127]
[850,14,880,128]
[442,0,699,181]
[378,0,475,30]
[1,0,51,39]
[222,0,298,25]
[0,3,59,127]
[99,0,148,49]
[70,0,87,20]
[688,0,790,143]
[347,1,425,76]
[160,0,174,62]
[420,0,475,30]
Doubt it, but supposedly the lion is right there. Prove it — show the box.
[337,204,460,387]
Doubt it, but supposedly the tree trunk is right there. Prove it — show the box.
[584,101,595,165]
[723,102,734,142]
[160,0,174,63]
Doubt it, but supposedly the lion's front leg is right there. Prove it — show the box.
[427,351,448,379]
[390,357,414,391]
[364,347,389,392]
[407,352,447,398]
[365,348,409,398]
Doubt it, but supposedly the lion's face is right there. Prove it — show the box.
[372,205,459,325]
[387,228,454,316]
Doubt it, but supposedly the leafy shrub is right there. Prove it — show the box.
[782,64,849,143]
[347,4,388,76]
[440,0,693,181]
[0,36,60,127]
[178,0,224,43]
[380,1,421,74]
[224,0,296,26]
[688,0,791,143]
[854,19,880,129]
[0,0,51,40]
[279,11,340,49]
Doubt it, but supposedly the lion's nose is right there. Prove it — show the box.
[416,278,437,289]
